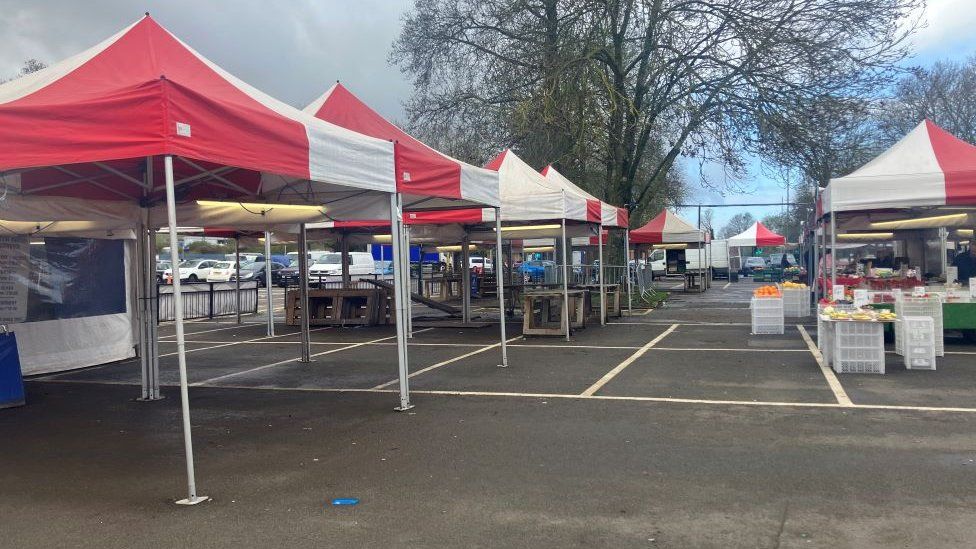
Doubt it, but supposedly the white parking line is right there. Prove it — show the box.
[580,323,679,396]
[797,325,853,407]
[158,327,332,357]
[371,335,524,389]
[175,384,976,414]
[723,282,731,289]
[651,347,809,352]
[192,328,435,386]
[158,323,260,339]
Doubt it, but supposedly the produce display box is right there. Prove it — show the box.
[901,316,937,370]
[832,321,885,374]
[894,294,943,357]
[751,296,784,335]
[781,285,811,318]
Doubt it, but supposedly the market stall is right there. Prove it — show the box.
[629,210,708,292]
[0,15,408,505]
[818,120,976,341]
[304,83,507,363]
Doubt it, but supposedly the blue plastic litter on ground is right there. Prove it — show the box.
[331,498,359,506]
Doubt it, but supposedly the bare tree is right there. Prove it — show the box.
[720,212,755,239]
[393,0,921,226]
[1,59,46,84]
[880,56,976,144]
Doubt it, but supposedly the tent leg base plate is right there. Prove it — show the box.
[394,404,415,412]
[135,396,165,402]
[175,495,209,506]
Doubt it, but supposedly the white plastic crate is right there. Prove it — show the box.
[901,316,936,370]
[751,296,784,334]
[782,287,811,317]
[817,303,854,353]
[832,321,885,374]
[894,294,943,356]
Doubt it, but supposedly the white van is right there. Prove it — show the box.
[286,250,333,266]
[684,239,738,279]
[308,252,376,278]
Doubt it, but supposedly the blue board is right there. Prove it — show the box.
[0,332,25,409]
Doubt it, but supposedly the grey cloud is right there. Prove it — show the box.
[0,0,414,119]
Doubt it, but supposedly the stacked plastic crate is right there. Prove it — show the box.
[832,321,886,374]
[816,302,855,362]
[901,316,937,370]
[894,294,943,357]
[782,287,811,317]
[751,295,784,335]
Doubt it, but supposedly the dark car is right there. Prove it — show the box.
[235,261,286,287]
[277,264,300,287]
[518,260,555,282]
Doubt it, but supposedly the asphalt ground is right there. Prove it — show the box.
[5,278,976,548]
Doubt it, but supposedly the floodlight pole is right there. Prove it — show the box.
[625,229,633,315]
[598,224,606,325]
[493,209,509,367]
[164,155,207,506]
[298,223,311,363]
[264,230,274,337]
[389,193,413,411]
[561,217,570,341]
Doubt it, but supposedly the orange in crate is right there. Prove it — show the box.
[753,285,781,298]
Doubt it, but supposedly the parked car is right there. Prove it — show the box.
[237,261,287,287]
[308,252,376,278]
[767,253,797,267]
[741,257,767,275]
[163,259,217,282]
[155,260,171,283]
[518,260,555,281]
[277,264,300,287]
[469,256,493,273]
[206,261,239,282]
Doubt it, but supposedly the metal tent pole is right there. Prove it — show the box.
[136,219,150,400]
[148,227,161,397]
[389,193,413,410]
[598,224,606,326]
[461,233,471,324]
[264,230,274,337]
[939,227,948,279]
[830,214,837,290]
[493,210,509,367]
[812,222,820,303]
[298,223,311,363]
[625,230,633,315]
[164,156,207,506]
[561,218,570,341]
[340,233,350,287]
[404,225,413,337]
[234,236,241,324]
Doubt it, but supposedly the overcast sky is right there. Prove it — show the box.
[1,0,974,233]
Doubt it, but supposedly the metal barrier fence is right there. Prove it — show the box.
[157,281,259,322]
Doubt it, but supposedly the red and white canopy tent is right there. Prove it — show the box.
[816,119,976,291]
[630,210,705,245]
[539,164,630,320]
[303,83,508,363]
[629,210,709,293]
[0,15,408,505]
[727,221,786,248]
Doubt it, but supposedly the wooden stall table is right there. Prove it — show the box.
[683,271,707,292]
[285,288,387,326]
[522,289,585,336]
[423,276,461,301]
[577,283,622,319]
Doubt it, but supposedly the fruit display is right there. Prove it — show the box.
[781,281,807,289]
[753,285,781,298]
[821,306,896,322]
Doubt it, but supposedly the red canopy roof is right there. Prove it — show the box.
[0,16,395,206]
[727,221,786,247]
[630,210,704,244]
[305,83,498,208]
